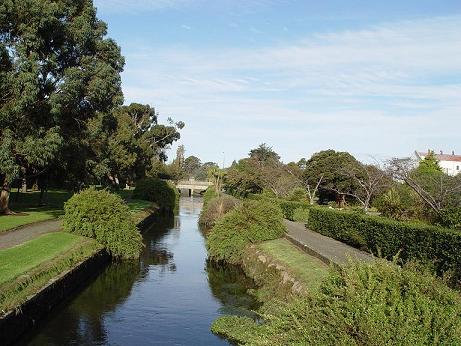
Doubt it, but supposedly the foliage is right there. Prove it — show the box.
[303,149,361,206]
[203,187,218,207]
[63,188,143,259]
[183,156,202,178]
[88,103,183,186]
[388,158,461,228]
[307,206,461,279]
[292,207,310,223]
[212,259,461,345]
[225,144,300,198]
[287,187,307,202]
[374,184,424,220]
[417,151,442,175]
[207,200,286,264]
[0,234,102,314]
[279,200,310,221]
[132,177,178,213]
[0,0,125,208]
[247,194,311,221]
[199,194,240,227]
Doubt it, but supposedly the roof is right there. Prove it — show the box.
[416,151,461,162]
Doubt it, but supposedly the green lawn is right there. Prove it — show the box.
[0,189,152,232]
[258,238,329,292]
[0,190,72,232]
[0,232,84,284]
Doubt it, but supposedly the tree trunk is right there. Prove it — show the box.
[21,177,27,193]
[338,194,346,208]
[1,181,12,214]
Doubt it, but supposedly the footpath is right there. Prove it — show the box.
[0,219,62,250]
[284,220,373,266]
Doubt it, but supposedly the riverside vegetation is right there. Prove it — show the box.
[0,179,178,316]
[203,194,461,345]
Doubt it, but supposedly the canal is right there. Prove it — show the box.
[20,198,258,345]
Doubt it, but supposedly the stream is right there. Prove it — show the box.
[20,197,258,345]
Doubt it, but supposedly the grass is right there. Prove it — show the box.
[0,190,72,232]
[0,188,154,232]
[0,234,103,314]
[257,238,328,292]
[0,232,85,284]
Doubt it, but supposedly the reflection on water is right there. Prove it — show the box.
[20,198,258,346]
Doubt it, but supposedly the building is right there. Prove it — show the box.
[415,150,461,176]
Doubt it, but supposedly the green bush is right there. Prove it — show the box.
[292,207,310,223]
[247,194,311,221]
[207,199,286,264]
[288,187,307,202]
[63,188,144,259]
[278,200,310,221]
[307,206,461,278]
[213,259,461,345]
[132,177,178,213]
[203,187,218,207]
[374,185,423,221]
[199,194,240,228]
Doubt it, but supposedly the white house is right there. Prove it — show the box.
[415,150,461,176]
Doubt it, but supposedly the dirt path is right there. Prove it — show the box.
[0,219,62,250]
[284,220,373,266]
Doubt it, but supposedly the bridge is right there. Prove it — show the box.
[176,179,213,196]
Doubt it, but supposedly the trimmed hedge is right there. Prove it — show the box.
[133,177,179,213]
[307,207,461,277]
[279,200,310,221]
[247,194,311,221]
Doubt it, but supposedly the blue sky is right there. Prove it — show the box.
[94,0,461,165]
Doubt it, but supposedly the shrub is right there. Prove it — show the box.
[292,207,310,223]
[207,199,286,264]
[213,259,461,345]
[374,185,423,221]
[199,194,240,228]
[279,200,310,221]
[132,177,178,213]
[203,187,218,207]
[307,206,461,278]
[63,188,144,259]
[288,187,307,202]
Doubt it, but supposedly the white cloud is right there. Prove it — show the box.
[120,15,461,163]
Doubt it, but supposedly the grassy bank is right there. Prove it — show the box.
[257,239,328,293]
[206,196,461,345]
[0,233,103,314]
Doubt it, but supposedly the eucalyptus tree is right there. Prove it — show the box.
[88,103,184,187]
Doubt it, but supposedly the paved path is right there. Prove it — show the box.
[284,220,373,266]
[0,219,62,250]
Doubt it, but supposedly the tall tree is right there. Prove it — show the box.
[183,156,202,178]
[0,0,124,212]
[87,103,183,186]
[303,150,361,207]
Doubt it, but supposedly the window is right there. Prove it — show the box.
[457,165,460,171]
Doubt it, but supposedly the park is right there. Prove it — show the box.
[1,1,461,345]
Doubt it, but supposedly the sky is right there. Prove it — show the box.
[93,0,461,165]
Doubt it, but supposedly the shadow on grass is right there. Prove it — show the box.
[0,191,73,232]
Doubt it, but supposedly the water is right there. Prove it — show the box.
[20,198,259,345]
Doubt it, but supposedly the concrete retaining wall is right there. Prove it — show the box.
[0,249,110,345]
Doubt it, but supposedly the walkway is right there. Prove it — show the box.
[0,219,62,250]
[284,220,373,266]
